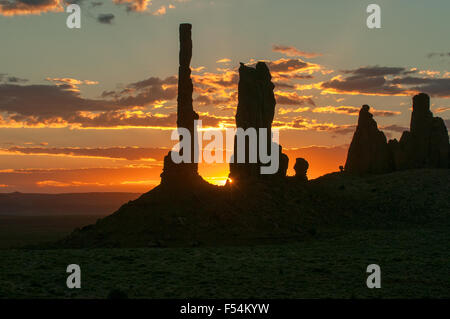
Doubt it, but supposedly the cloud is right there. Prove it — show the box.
[434,107,450,114]
[312,105,400,117]
[0,73,28,83]
[216,58,231,63]
[0,166,163,192]
[390,76,450,98]
[127,75,177,90]
[320,65,450,97]
[278,106,310,115]
[151,5,166,15]
[276,115,354,134]
[97,13,115,24]
[275,91,315,107]
[272,45,321,58]
[381,124,408,133]
[5,146,169,161]
[0,74,179,127]
[266,58,312,73]
[67,111,177,128]
[113,0,150,12]
[45,77,99,91]
[341,66,413,78]
[0,0,63,16]
[0,83,117,119]
[427,52,450,59]
[5,76,28,83]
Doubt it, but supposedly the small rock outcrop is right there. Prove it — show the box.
[277,144,289,177]
[344,105,393,174]
[388,93,449,170]
[229,62,288,180]
[294,158,309,181]
[161,23,201,185]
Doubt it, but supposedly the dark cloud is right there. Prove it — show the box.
[329,125,357,135]
[272,45,321,58]
[67,111,177,128]
[194,94,234,107]
[273,81,295,89]
[341,66,413,79]
[91,1,103,7]
[129,76,177,90]
[427,52,450,58]
[0,0,62,16]
[97,13,115,24]
[0,74,179,127]
[286,116,354,133]
[0,73,28,83]
[321,65,450,97]
[68,111,230,129]
[275,93,315,107]
[6,76,28,83]
[313,106,400,117]
[0,84,116,118]
[322,75,405,95]
[267,59,310,73]
[390,76,450,98]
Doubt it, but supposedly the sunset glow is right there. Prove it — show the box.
[0,0,449,193]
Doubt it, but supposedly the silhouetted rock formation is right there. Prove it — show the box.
[388,93,450,170]
[344,105,393,174]
[229,62,288,180]
[278,145,289,177]
[294,158,309,181]
[161,23,201,185]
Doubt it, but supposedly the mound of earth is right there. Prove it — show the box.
[54,169,450,248]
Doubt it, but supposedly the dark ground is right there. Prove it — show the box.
[0,169,449,298]
[1,227,448,298]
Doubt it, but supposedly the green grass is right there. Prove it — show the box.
[1,226,448,299]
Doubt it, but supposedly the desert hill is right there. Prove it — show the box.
[55,24,449,249]
[56,168,450,248]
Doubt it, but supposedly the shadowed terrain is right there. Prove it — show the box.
[54,168,450,248]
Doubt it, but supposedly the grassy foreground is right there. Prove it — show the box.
[1,226,448,299]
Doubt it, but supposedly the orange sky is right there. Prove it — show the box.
[0,1,449,193]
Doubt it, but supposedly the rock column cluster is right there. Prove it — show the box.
[344,93,449,174]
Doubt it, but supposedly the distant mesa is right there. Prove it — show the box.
[344,93,450,174]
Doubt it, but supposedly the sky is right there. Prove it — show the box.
[0,0,449,193]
